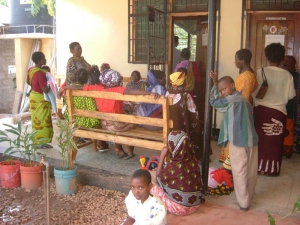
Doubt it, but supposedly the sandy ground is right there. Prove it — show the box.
[0,178,127,225]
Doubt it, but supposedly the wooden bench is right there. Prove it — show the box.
[64,87,173,157]
[55,76,145,119]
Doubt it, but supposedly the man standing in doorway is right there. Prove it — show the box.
[173,36,181,72]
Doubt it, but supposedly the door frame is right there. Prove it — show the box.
[168,12,208,74]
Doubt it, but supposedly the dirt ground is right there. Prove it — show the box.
[0,178,128,225]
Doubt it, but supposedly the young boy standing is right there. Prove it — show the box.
[209,72,258,211]
[123,169,167,225]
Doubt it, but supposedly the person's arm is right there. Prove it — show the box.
[288,74,296,100]
[124,89,160,99]
[64,85,84,90]
[66,58,77,85]
[122,217,135,225]
[38,72,50,94]
[156,146,169,177]
[209,71,229,112]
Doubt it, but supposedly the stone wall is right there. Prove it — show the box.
[0,39,16,114]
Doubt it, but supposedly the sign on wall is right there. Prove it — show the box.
[265,34,285,47]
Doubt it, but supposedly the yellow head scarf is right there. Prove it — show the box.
[170,71,186,86]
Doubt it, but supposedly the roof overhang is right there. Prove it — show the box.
[0,33,55,39]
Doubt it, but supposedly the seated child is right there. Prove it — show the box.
[208,157,233,189]
[123,169,167,225]
[209,72,258,211]
[124,70,148,114]
[137,70,167,131]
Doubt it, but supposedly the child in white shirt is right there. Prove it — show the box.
[123,169,166,225]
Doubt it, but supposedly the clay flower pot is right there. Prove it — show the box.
[20,163,43,190]
[0,160,21,188]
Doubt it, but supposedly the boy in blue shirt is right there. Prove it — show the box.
[209,71,258,211]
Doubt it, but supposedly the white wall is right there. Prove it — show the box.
[56,0,244,128]
[214,0,243,127]
[56,0,148,78]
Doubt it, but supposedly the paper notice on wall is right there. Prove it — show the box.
[265,35,285,47]
[8,65,16,74]
[202,34,208,46]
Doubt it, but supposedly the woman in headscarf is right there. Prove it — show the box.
[166,68,202,160]
[152,130,205,216]
[174,48,201,99]
[137,70,166,130]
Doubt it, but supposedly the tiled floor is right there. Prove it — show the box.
[0,117,299,224]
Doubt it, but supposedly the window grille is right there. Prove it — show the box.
[128,0,210,64]
[245,0,300,10]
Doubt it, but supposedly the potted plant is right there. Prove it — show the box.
[0,121,43,190]
[54,115,79,195]
[0,157,21,188]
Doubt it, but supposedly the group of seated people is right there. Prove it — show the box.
[58,41,203,162]
[51,42,205,225]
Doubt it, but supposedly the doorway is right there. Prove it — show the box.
[171,16,208,123]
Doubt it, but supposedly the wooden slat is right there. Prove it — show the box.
[67,89,169,104]
[72,109,165,127]
[74,130,163,151]
[76,127,163,142]
[77,140,93,149]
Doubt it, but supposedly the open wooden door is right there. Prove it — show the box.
[171,16,208,122]
[248,13,300,70]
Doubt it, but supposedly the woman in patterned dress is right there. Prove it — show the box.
[66,42,98,85]
[253,43,295,176]
[27,52,53,149]
[151,130,205,216]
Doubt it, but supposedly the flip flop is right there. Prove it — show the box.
[37,144,53,149]
[125,154,136,160]
[117,153,128,158]
[97,147,110,153]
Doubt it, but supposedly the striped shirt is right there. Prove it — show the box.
[210,86,258,147]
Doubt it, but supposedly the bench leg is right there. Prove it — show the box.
[57,108,64,119]
[92,140,98,152]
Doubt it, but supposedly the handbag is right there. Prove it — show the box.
[255,68,268,99]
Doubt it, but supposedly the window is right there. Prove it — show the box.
[128,0,209,64]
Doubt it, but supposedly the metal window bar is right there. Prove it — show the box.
[128,0,213,64]
[148,6,167,70]
[245,0,300,10]
[0,25,55,35]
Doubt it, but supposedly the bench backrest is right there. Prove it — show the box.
[65,88,173,149]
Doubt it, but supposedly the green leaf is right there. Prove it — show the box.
[3,146,15,155]
[5,128,21,136]
[293,195,300,211]
[266,211,276,225]
[0,130,8,137]
[3,123,20,131]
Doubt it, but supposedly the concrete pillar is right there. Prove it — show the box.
[14,38,33,92]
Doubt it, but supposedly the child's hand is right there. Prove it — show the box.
[210,71,218,86]
[151,93,160,99]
